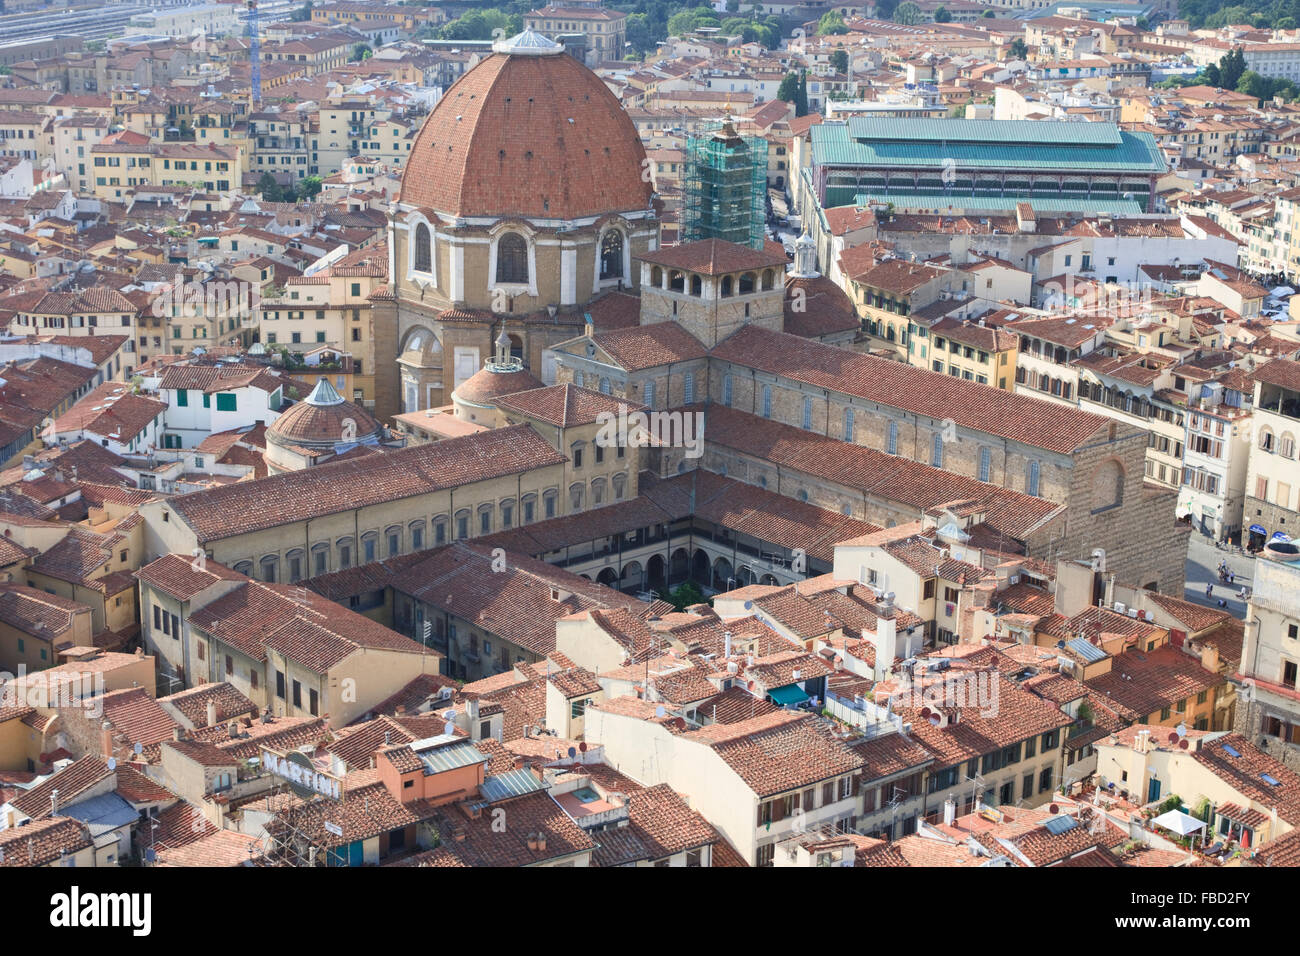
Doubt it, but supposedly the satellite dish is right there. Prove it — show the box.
[443,720,455,735]
[578,742,587,752]
[567,746,577,759]
[106,757,116,770]
[133,742,143,755]
[1168,732,1179,744]
[654,705,666,718]
[920,706,932,719]
[743,600,753,610]
[443,709,455,721]
[928,715,941,726]
[1175,722,1187,738]
[1049,803,1059,814]
[1179,739,1190,750]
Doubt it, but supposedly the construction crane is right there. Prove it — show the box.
[248,0,262,107]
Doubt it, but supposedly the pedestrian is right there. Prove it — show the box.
[1228,571,1235,586]
[1240,587,1248,601]
[1218,599,1228,609]
[1206,583,1214,598]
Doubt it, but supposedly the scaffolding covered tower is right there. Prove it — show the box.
[683,118,768,250]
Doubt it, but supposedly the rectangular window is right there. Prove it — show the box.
[292,680,302,708]
[276,670,286,699]
[215,393,237,412]
[176,389,188,407]
[309,688,319,715]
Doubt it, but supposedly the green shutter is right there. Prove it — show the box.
[176,389,188,406]
[216,393,237,412]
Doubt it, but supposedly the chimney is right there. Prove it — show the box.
[467,697,479,723]
[1199,642,1220,675]
[100,720,113,759]
[394,704,406,716]
[50,788,59,815]
[723,631,732,658]
[943,798,956,825]
[172,727,182,742]
[206,699,218,727]
[874,592,897,682]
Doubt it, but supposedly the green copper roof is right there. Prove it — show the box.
[810,120,1166,174]
[845,118,1122,146]
[852,193,1145,215]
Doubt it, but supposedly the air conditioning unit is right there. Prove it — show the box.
[1113,602,1126,615]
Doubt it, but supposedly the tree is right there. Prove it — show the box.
[817,10,848,34]
[1282,17,1299,29]
[980,8,994,16]
[893,1,923,25]
[1202,61,1221,87]
[626,13,652,54]
[1220,46,1247,91]
[295,175,323,201]
[933,5,952,22]
[1008,37,1028,60]
[352,43,372,62]
[256,172,284,202]
[777,71,800,104]
[1237,69,1267,100]
[660,580,705,611]
[289,2,312,21]
[795,70,809,117]
[831,48,848,74]
[439,9,521,41]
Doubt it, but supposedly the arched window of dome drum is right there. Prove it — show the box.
[259,555,278,583]
[739,273,756,294]
[496,233,528,284]
[414,223,432,273]
[600,230,624,280]
[762,269,775,290]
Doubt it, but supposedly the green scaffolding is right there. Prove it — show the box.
[683,120,768,250]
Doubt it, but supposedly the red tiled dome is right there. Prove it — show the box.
[454,364,544,406]
[399,34,653,220]
[268,378,382,447]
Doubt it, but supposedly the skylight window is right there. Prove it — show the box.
[1223,744,1241,758]
[1262,773,1282,787]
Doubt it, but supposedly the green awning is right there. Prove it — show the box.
[769,684,809,707]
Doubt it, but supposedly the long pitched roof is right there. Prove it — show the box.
[170,424,565,541]
[710,325,1110,454]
